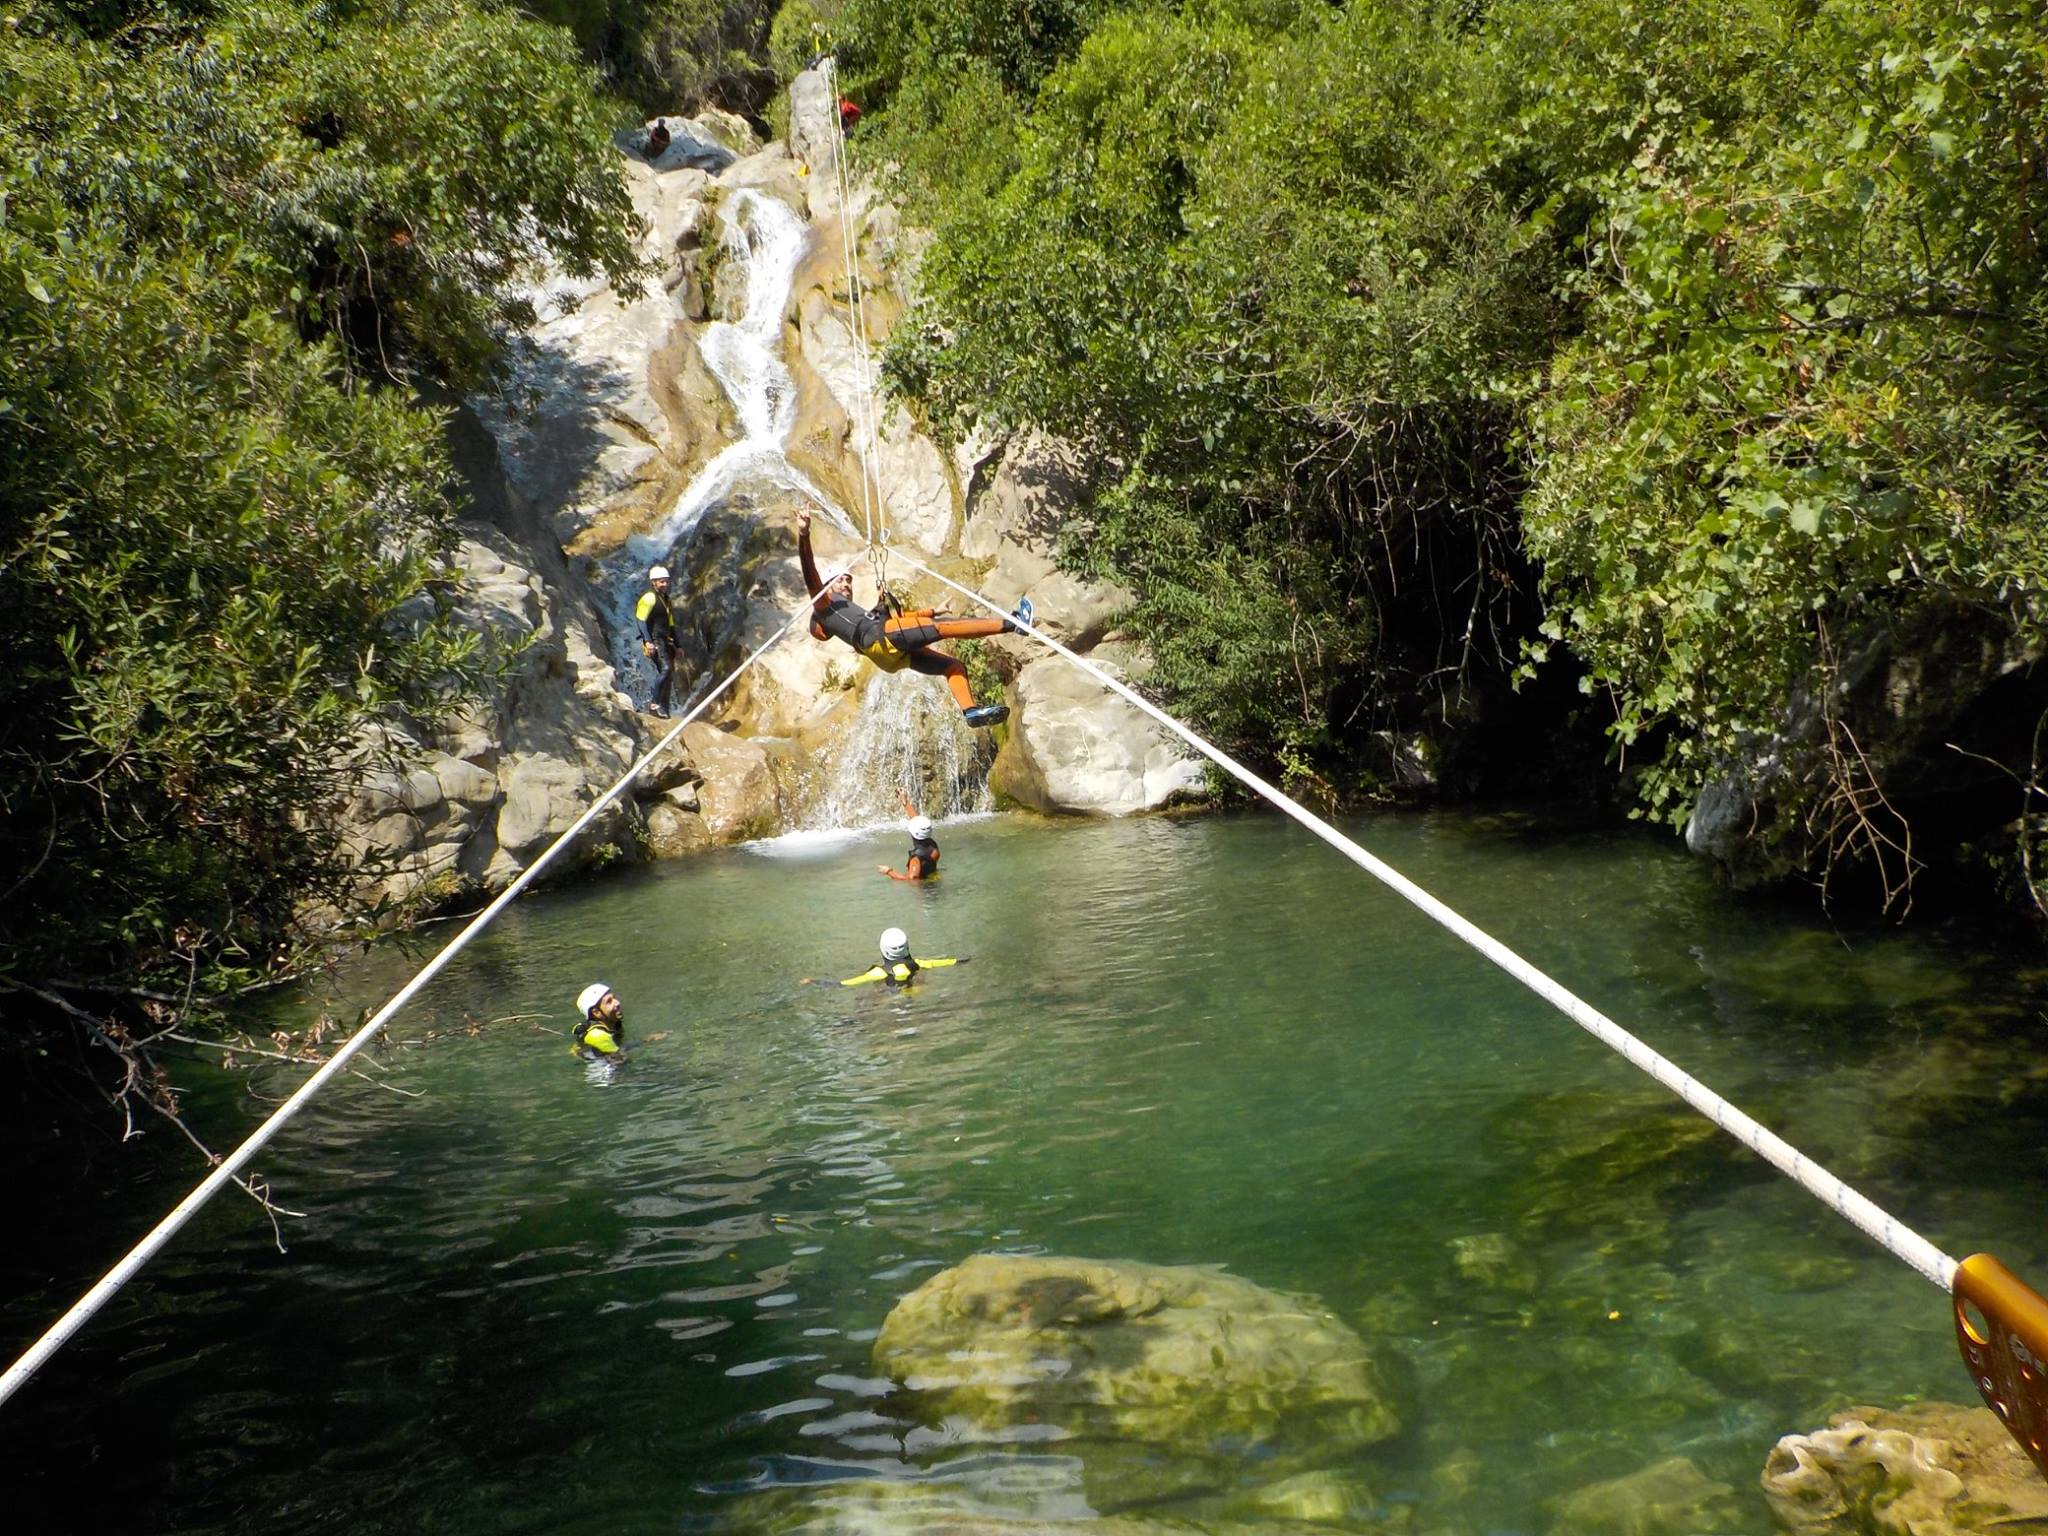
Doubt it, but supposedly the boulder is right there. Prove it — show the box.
[644,801,710,857]
[874,1253,1408,1513]
[681,721,781,842]
[720,144,809,215]
[788,66,840,188]
[1763,1403,2048,1536]
[991,653,1206,816]
[961,432,1089,561]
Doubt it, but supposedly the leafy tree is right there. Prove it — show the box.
[0,0,642,1087]
[1519,0,2048,903]
[520,0,779,112]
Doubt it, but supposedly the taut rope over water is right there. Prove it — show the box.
[0,568,856,1409]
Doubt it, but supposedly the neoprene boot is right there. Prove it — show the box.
[962,704,1010,728]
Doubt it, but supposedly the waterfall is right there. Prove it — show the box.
[600,189,841,692]
[594,186,992,834]
[798,675,995,832]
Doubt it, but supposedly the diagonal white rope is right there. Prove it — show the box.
[889,548,1961,1294]
[0,568,853,1408]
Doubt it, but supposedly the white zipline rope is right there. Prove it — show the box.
[0,569,853,1408]
[824,59,892,556]
[888,548,1961,1294]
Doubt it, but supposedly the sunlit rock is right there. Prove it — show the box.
[874,1253,1408,1509]
[681,721,781,842]
[1762,1403,2048,1536]
[991,654,1207,816]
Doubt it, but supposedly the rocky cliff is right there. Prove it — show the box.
[336,80,1203,916]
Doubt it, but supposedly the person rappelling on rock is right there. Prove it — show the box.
[877,789,940,881]
[636,562,680,719]
[838,927,963,988]
[797,509,1024,728]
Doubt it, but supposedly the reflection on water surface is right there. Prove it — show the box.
[5,810,2046,1535]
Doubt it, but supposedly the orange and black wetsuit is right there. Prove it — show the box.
[799,523,1010,715]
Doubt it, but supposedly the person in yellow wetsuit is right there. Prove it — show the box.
[797,510,1026,728]
[840,927,963,987]
[572,982,627,1059]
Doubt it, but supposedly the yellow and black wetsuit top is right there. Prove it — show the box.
[906,836,940,878]
[840,957,959,987]
[635,588,677,650]
[572,1019,623,1058]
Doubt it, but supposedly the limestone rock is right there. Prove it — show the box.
[645,801,711,856]
[681,721,781,842]
[1762,1403,2048,1536]
[638,115,738,174]
[721,144,809,215]
[875,1253,1407,1490]
[471,156,730,551]
[633,734,700,799]
[961,432,1088,561]
[1547,1457,1745,1536]
[991,654,1206,816]
[788,65,840,188]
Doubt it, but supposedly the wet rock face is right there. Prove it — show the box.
[1762,1403,2048,1536]
[874,1253,1408,1511]
[332,524,644,920]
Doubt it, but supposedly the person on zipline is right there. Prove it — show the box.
[636,562,679,718]
[877,789,939,881]
[797,509,1022,728]
[839,927,962,988]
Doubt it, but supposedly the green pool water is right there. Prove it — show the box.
[6,809,2046,1534]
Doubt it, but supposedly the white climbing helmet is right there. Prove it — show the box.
[879,927,910,963]
[576,982,613,1017]
[908,815,933,840]
[648,564,671,581]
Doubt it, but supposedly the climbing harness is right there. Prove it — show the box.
[883,547,2048,1481]
[0,565,857,1409]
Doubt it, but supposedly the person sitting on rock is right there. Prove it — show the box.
[839,928,962,988]
[636,562,679,718]
[646,118,672,159]
[797,509,1022,728]
[572,983,627,1060]
[877,789,940,881]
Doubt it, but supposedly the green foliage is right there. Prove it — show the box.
[846,0,2048,897]
[0,0,642,1001]
[875,1,1557,759]
[836,0,1114,101]
[521,0,778,112]
[1519,0,2048,857]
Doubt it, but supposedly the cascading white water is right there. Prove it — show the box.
[801,676,994,832]
[597,186,993,832]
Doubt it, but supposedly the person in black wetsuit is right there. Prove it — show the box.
[877,789,939,881]
[636,563,679,718]
[796,510,1023,728]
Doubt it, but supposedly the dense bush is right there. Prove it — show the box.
[0,0,641,1013]
[839,0,2048,900]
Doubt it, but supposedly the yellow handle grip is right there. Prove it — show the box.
[1954,1252,2048,1482]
